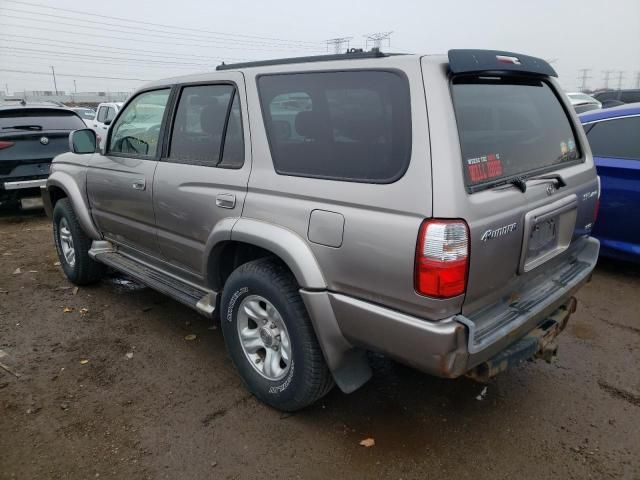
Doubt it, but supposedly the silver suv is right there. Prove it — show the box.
[42,49,600,411]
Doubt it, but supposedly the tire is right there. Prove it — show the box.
[52,198,105,285]
[220,258,334,411]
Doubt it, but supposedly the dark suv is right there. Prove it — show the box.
[592,89,640,108]
[0,101,85,209]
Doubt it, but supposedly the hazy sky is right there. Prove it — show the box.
[1,0,639,94]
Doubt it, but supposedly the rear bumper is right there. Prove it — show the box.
[329,236,599,378]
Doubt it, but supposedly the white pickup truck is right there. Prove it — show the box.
[91,102,122,148]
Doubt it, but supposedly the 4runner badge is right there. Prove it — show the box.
[481,223,517,242]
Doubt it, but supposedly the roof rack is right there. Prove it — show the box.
[216,48,391,71]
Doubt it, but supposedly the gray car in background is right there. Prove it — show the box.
[41,49,600,411]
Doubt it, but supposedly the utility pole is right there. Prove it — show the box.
[363,32,393,50]
[577,68,592,92]
[50,65,58,94]
[615,70,625,90]
[73,79,77,93]
[635,72,640,89]
[325,37,353,54]
[4,83,8,95]
[602,70,614,89]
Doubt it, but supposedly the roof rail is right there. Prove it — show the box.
[216,48,392,71]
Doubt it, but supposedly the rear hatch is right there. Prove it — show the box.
[0,108,85,181]
[423,51,599,323]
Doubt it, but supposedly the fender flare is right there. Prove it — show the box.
[46,171,102,240]
[229,218,326,289]
[208,218,370,392]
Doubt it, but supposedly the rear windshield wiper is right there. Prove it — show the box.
[524,172,567,191]
[2,125,43,131]
[492,173,567,193]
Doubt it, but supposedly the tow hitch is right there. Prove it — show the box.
[466,297,577,383]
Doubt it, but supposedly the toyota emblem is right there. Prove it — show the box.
[39,136,49,145]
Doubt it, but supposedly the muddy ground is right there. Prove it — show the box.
[0,210,639,479]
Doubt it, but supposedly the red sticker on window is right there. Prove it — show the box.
[486,153,503,178]
[466,154,503,183]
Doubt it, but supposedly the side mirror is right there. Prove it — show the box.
[69,129,97,154]
[104,118,113,126]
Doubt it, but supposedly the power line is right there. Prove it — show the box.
[0,68,152,82]
[1,52,210,71]
[0,14,324,52]
[602,70,615,89]
[0,46,219,68]
[577,68,592,92]
[2,0,321,46]
[0,7,321,50]
[363,32,393,50]
[615,70,625,90]
[0,18,323,53]
[0,33,251,62]
[325,37,353,54]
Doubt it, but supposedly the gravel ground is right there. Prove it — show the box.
[1,210,639,479]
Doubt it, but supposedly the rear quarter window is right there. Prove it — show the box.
[258,70,411,183]
[451,78,582,190]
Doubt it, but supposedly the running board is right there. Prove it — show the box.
[89,243,216,318]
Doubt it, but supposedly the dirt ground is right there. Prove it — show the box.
[1,210,639,480]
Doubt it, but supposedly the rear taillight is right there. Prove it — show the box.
[415,219,469,298]
[0,141,15,150]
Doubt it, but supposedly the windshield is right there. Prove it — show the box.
[451,77,582,190]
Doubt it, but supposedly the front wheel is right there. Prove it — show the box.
[52,198,105,285]
[220,259,333,411]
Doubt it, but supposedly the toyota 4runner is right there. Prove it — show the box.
[42,49,600,411]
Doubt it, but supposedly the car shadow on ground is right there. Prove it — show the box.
[595,255,639,278]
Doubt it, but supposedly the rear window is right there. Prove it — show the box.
[451,78,582,191]
[258,70,411,183]
[0,109,85,131]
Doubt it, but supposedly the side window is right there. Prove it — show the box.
[219,92,244,168]
[109,89,170,158]
[169,84,244,168]
[587,117,640,159]
[96,106,107,123]
[105,107,116,123]
[258,70,411,183]
[620,91,640,103]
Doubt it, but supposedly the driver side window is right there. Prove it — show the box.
[109,89,170,158]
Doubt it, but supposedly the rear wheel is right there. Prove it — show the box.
[220,258,333,411]
[52,198,105,285]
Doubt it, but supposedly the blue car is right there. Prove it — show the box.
[580,103,640,262]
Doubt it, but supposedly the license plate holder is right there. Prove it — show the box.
[519,195,578,273]
[527,216,558,258]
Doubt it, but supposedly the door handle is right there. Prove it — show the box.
[132,179,146,191]
[216,193,236,209]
